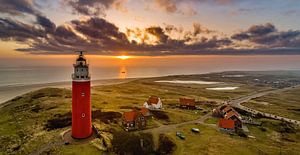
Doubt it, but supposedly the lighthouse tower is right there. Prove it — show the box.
[71,51,92,139]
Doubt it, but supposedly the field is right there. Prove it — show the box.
[242,87,300,120]
[0,71,300,154]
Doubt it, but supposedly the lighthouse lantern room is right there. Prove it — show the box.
[71,51,92,139]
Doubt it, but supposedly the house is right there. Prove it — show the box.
[215,105,243,129]
[212,108,222,117]
[222,106,234,114]
[140,107,152,117]
[123,109,146,131]
[224,111,242,128]
[143,96,163,110]
[179,98,196,109]
[218,118,235,132]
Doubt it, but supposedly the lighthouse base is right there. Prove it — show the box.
[61,128,97,145]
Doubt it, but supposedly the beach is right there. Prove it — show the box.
[0,78,135,107]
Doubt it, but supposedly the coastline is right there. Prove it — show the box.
[0,78,136,107]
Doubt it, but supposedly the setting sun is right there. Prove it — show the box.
[116,55,131,60]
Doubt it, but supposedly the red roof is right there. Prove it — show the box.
[123,110,138,122]
[224,111,240,120]
[148,96,159,104]
[218,118,235,129]
[140,107,150,116]
[222,106,233,113]
[179,98,195,106]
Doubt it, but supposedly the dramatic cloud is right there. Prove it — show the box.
[0,0,38,15]
[65,0,127,16]
[232,23,300,48]
[150,0,235,15]
[0,0,300,55]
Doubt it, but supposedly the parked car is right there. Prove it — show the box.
[176,132,185,140]
[191,128,200,133]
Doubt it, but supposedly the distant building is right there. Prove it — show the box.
[218,118,235,132]
[214,105,243,129]
[122,109,146,131]
[143,96,163,110]
[140,107,152,117]
[212,108,222,117]
[179,98,196,109]
[224,111,242,128]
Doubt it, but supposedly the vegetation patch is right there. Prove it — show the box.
[92,110,122,124]
[151,110,169,120]
[45,112,72,130]
[157,134,176,155]
[112,131,154,154]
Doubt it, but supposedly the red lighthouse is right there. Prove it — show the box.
[71,51,92,139]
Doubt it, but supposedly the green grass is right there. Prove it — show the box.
[242,87,300,120]
[204,117,219,124]
[165,119,300,155]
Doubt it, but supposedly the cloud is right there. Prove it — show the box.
[36,15,56,33]
[0,0,38,15]
[0,18,46,42]
[232,23,300,48]
[65,0,127,16]
[150,0,236,15]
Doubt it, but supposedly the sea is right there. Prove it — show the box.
[1,55,300,87]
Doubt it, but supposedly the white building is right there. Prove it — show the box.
[143,96,163,110]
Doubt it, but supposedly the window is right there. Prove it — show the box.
[76,76,79,78]
[81,92,85,96]
[81,69,83,71]
[81,113,85,118]
[81,76,84,78]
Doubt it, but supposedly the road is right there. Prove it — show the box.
[229,85,300,125]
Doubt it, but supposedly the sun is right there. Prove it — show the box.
[116,55,131,60]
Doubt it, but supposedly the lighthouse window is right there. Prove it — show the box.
[76,76,79,78]
[81,92,85,96]
[81,76,84,78]
[81,113,85,118]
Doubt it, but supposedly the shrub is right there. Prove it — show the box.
[151,110,169,120]
[112,132,154,155]
[157,134,176,155]
[45,112,72,130]
[92,110,122,124]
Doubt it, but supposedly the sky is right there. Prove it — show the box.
[0,0,300,59]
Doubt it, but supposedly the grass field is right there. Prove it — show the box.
[166,118,300,155]
[0,71,299,154]
[242,87,300,120]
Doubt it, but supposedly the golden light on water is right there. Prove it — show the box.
[116,55,130,60]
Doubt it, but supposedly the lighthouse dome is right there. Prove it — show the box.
[76,56,86,61]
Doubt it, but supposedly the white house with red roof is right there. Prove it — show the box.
[143,96,163,110]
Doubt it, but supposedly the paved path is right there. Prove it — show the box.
[229,85,300,125]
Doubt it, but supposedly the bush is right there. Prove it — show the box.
[112,132,154,155]
[151,110,169,120]
[92,110,122,124]
[236,129,247,138]
[45,112,72,130]
[157,134,176,155]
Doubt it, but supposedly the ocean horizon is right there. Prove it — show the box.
[1,55,300,87]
